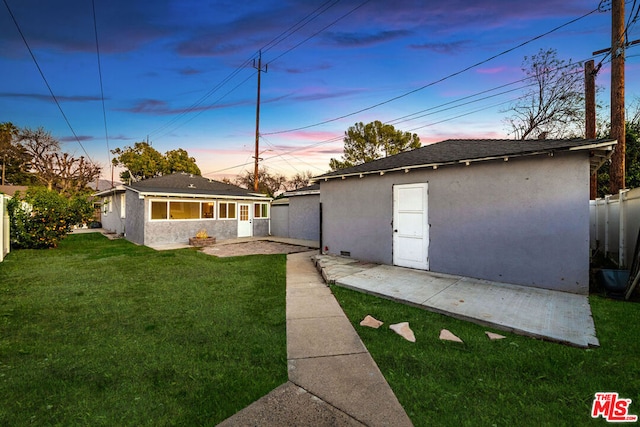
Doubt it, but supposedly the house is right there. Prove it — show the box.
[98,173,271,247]
[94,185,127,235]
[270,184,320,241]
[0,185,29,198]
[315,138,616,295]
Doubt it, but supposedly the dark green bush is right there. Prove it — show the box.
[7,187,93,249]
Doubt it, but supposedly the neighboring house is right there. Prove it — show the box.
[119,173,271,247]
[0,185,29,198]
[271,184,320,241]
[315,138,616,295]
[94,185,127,235]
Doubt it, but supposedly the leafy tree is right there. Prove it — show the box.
[7,187,93,249]
[18,127,100,194]
[235,167,286,198]
[111,142,200,182]
[597,118,640,197]
[165,148,201,176]
[504,48,584,140]
[0,122,34,185]
[329,121,420,171]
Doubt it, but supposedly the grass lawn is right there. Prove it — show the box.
[0,233,287,426]
[332,285,640,426]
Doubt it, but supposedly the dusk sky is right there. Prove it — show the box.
[1,0,639,182]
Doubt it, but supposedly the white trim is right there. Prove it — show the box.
[128,188,270,201]
[217,201,237,220]
[253,202,270,219]
[148,198,218,221]
[314,140,618,183]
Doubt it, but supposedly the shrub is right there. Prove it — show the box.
[7,187,94,249]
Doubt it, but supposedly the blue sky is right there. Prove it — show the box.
[1,0,638,182]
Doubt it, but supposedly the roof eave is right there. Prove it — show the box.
[126,188,271,201]
[316,141,618,182]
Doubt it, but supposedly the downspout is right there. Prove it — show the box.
[319,202,323,255]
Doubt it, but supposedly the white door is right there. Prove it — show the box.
[393,183,429,269]
[238,203,252,237]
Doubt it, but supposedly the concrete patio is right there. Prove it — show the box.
[314,255,599,348]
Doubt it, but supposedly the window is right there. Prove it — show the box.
[151,201,168,220]
[169,201,200,219]
[239,204,249,221]
[149,199,222,221]
[120,193,126,219]
[254,202,269,218]
[102,197,111,215]
[202,202,215,219]
[218,202,236,219]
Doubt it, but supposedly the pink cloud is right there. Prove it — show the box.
[476,67,507,74]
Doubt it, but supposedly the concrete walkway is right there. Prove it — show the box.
[314,255,599,348]
[218,251,413,426]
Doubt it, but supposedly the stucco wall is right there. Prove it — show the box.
[320,152,591,294]
[270,202,289,238]
[100,192,126,235]
[289,194,320,241]
[125,190,145,245]
[124,195,271,246]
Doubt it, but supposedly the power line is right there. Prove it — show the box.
[3,0,95,163]
[262,6,600,136]
[222,56,596,175]
[148,1,349,140]
[261,0,342,56]
[92,0,110,167]
[268,0,372,66]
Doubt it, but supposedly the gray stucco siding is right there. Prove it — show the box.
[100,192,125,235]
[320,151,590,294]
[126,195,271,246]
[428,153,589,293]
[125,190,145,245]
[321,178,393,261]
[270,203,289,238]
[289,194,320,241]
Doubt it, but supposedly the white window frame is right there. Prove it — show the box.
[253,202,269,219]
[149,199,218,221]
[120,193,126,219]
[218,201,237,220]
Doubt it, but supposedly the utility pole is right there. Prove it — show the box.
[253,50,267,192]
[610,0,625,193]
[585,60,598,199]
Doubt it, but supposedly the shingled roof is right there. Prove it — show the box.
[125,173,268,199]
[316,138,616,181]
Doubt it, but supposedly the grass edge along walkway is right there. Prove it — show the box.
[332,284,640,427]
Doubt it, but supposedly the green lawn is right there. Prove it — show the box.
[0,233,287,426]
[332,285,640,426]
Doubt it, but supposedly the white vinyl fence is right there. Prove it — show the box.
[590,187,640,268]
[1,195,10,262]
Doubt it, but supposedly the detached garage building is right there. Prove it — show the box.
[315,139,615,295]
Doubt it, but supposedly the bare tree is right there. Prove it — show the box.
[286,171,315,190]
[235,167,287,197]
[19,127,101,194]
[504,48,584,140]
